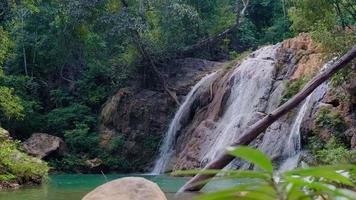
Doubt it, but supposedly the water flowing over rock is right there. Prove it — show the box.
[98,58,221,171]
[271,82,328,172]
[153,34,334,172]
[100,33,355,172]
[152,72,220,174]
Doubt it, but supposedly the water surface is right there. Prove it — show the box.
[0,174,197,200]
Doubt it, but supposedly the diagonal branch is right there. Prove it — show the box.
[179,46,356,192]
[179,0,250,55]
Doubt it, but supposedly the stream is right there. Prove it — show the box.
[0,174,197,200]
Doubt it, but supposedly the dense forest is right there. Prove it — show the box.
[0,0,355,175]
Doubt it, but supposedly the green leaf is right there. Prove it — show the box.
[197,182,275,200]
[285,176,356,199]
[285,166,355,186]
[228,146,273,174]
[286,185,312,200]
[172,169,271,180]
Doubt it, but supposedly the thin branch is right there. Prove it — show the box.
[179,0,250,55]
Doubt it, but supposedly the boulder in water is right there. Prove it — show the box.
[82,177,167,200]
[22,133,67,158]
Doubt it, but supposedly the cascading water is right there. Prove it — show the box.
[152,39,333,173]
[284,95,313,157]
[201,45,279,163]
[151,72,219,174]
[278,75,329,172]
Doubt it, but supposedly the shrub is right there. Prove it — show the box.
[281,77,309,103]
[0,86,24,120]
[64,123,99,154]
[315,107,348,139]
[46,103,96,135]
[0,128,48,184]
[309,136,355,165]
[49,154,87,172]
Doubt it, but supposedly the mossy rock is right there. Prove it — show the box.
[0,127,48,187]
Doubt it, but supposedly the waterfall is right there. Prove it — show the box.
[201,45,279,162]
[151,72,219,174]
[284,95,313,157]
[152,42,333,173]
[277,59,335,172]
[279,79,328,171]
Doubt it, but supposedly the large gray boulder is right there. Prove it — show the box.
[22,133,67,158]
[82,177,167,200]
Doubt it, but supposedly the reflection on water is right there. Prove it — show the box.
[0,174,197,200]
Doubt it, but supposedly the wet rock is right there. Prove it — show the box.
[85,158,102,169]
[22,133,67,159]
[345,128,356,149]
[166,58,222,94]
[0,181,20,190]
[82,177,167,200]
[351,134,356,150]
[0,127,11,141]
[99,88,172,170]
[345,78,356,96]
[99,58,222,170]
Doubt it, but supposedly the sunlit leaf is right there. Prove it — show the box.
[172,169,271,180]
[285,166,355,186]
[285,176,356,199]
[197,182,273,200]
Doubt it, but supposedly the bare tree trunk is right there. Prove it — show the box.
[22,45,28,76]
[120,0,180,105]
[21,13,28,76]
[132,31,180,105]
[179,46,356,192]
[180,0,250,55]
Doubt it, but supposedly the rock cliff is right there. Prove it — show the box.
[99,34,355,172]
[99,58,221,171]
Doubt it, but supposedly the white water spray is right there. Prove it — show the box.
[151,72,218,174]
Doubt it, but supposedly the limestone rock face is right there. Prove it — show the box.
[22,133,67,158]
[99,58,221,170]
[82,177,167,200]
[172,34,326,170]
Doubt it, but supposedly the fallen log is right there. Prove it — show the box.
[179,46,356,192]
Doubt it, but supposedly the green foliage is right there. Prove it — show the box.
[0,0,352,173]
[49,154,87,172]
[281,77,309,103]
[0,86,24,119]
[315,138,356,165]
[315,107,348,137]
[64,123,99,154]
[288,0,355,54]
[306,106,353,165]
[46,103,96,135]
[176,146,356,200]
[0,27,13,68]
[229,146,273,173]
[0,127,48,183]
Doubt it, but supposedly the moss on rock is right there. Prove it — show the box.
[0,127,48,189]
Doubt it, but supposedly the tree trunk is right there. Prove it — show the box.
[179,46,356,192]
[21,14,28,76]
[120,0,180,105]
[132,31,180,105]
